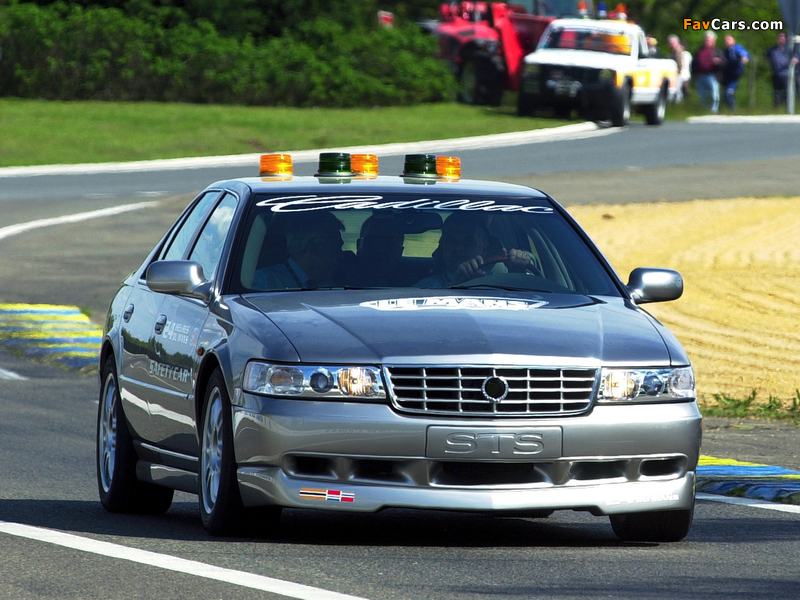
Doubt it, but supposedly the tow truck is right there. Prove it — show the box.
[428,1,589,106]
[517,8,678,125]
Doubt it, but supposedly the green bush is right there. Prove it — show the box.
[0,2,455,106]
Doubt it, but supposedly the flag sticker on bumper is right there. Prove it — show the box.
[300,488,355,502]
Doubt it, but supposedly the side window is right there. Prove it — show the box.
[189,193,238,281]
[638,33,649,59]
[162,191,221,261]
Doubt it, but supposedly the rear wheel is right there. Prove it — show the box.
[459,56,504,106]
[644,83,668,125]
[609,500,694,542]
[97,356,173,514]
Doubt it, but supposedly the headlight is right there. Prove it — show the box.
[599,69,614,82]
[524,63,541,76]
[243,362,385,400]
[597,367,695,403]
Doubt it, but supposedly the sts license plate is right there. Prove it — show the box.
[426,427,562,460]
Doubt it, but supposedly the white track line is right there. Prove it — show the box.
[0,122,615,178]
[0,521,369,600]
[0,366,27,381]
[0,202,158,241]
[698,492,800,514]
[688,115,800,124]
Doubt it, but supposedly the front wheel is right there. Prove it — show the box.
[97,355,173,514]
[609,503,694,542]
[610,81,631,127]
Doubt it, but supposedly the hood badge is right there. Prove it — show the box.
[481,376,510,403]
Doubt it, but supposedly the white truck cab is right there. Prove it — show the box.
[518,18,678,126]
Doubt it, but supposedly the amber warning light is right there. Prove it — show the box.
[260,154,293,177]
[351,153,379,177]
[436,156,461,180]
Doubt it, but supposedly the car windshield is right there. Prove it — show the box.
[229,192,621,296]
[541,26,632,55]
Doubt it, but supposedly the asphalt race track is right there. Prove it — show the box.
[1,118,799,600]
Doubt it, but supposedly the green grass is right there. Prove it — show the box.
[0,97,568,167]
[1,86,793,167]
[699,390,800,424]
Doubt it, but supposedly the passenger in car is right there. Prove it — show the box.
[253,212,345,290]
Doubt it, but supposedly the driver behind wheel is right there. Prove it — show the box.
[415,212,534,287]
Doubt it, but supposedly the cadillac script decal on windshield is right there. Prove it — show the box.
[256,195,554,214]
[360,297,549,311]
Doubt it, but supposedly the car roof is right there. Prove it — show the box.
[209,175,551,200]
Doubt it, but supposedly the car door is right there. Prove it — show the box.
[118,190,221,443]
[147,192,239,456]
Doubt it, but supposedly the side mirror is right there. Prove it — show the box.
[626,267,683,304]
[145,260,212,302]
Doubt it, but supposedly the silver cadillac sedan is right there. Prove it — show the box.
[97,152,700,542]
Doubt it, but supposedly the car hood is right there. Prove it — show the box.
[242,290,676,367]
[524,49,632,70]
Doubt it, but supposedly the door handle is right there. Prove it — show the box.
[123,304,134,322]
[154,314,167,334]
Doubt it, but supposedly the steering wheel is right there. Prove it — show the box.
[481,253,542,277]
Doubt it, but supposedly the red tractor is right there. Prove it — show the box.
[431,1,588,105]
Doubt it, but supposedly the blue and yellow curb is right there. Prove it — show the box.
[0,304,101,373]
[697,456,800,505]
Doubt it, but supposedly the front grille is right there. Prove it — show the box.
[542,65,599,83]
[385,366,597,417]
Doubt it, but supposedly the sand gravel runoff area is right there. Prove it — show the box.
[568,196,800,408]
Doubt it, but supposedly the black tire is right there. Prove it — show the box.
[199,369,281,536]
[459,56,504,106]
[97,356,173,514]
[644,83,668,125]
[610,81,631,127]
[609,502,694,542]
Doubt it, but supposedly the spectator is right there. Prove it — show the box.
[721,34,749,110]
[693,32,724,114]
[647,36,659,58]
[668,35,692,101]
[766,32,800,108]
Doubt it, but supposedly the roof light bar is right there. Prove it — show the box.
[260,153,293,177]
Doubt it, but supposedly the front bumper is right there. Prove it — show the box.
[233,397,701,515]
[234,394,702,514]
[520,74,618,113]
